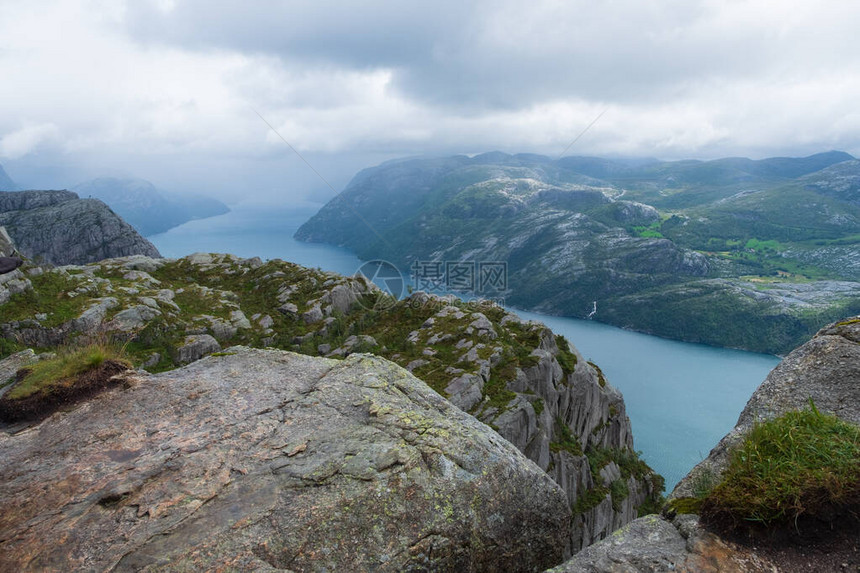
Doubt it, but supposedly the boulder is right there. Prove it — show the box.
[176,334,221,364]
[0,349,570,572]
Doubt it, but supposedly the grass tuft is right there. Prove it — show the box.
[701,401,860,530]
[6,342,129,400]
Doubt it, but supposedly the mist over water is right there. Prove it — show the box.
[151,203,781,490]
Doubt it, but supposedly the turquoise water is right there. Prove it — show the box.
[151,202,781,490]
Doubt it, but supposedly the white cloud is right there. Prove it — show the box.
[0,0,859,198]
[0,123,61,159]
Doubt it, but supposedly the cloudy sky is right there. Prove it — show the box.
[1,0,859,202]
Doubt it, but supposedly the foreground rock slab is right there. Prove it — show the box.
[0,348,570,572]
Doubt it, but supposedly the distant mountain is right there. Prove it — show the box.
[0,190,160,265]
[73,177,229,236]
[0,164,17,191]
[296,151,860,354]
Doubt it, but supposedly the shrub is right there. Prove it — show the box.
[701,401,860,531]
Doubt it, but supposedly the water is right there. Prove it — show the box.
[151,202,781,490]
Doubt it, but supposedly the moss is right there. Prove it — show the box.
[666,497,703,515]
[532,398,544,417]
[835,317,860,326]
[588,361,607,388]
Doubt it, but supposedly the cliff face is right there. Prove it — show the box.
[0,349,571,572]
[552,316,860,572]
[0,252,661,554]
[0,190,160,265]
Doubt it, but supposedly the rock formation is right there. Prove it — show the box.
[551,316,860,571]
[0,252,662,555]
[0,190,160,265]
[0,349,571,572]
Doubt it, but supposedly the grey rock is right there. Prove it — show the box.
[0,350,37,396]
[229,309,251,329]
[141,352,161,369]
[301,304,324,324]
[329,334,378,357]
[276,302,298,317]
[0,349,570,572]
[71,297,119,333]
[0,226,14,256]
[106,305,161,332]
[176,334,221,364]
[0,191,161,265]
[203,316,237,341]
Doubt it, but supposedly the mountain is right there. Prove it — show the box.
[73,177,229,236]
[0,190,160,265]
[0,163,17,191]
[0,252,662,553]
[296,151,860,354]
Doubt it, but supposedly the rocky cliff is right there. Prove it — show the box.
[0,252,662,555]
[0,190,160,265]
[551,316,860,572]
[0,348,572,572]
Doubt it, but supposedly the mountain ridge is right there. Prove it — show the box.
[296,151,860,354]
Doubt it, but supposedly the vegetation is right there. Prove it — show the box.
[6,341,129,400]
[701,402,860,530]
[550,416,583,456]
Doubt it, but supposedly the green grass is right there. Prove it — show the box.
[554,334,577,376]
[6,342,130,400]
[2,270,89,328]
[701,401,860,529]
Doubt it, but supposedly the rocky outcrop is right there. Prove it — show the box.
[552,316,860,571]
[547,514,777,573]
[0,190,160,265]
[0,252,662,556]
[0,348,571,572]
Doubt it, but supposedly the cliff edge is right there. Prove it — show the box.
[551,316,860,572]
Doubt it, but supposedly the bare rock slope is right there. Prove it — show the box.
[0,348,571,572]
[0,190,160,265]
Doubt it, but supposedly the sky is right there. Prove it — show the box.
[1,0,859,203]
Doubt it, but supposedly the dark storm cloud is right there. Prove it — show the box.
[121,0,818,109]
